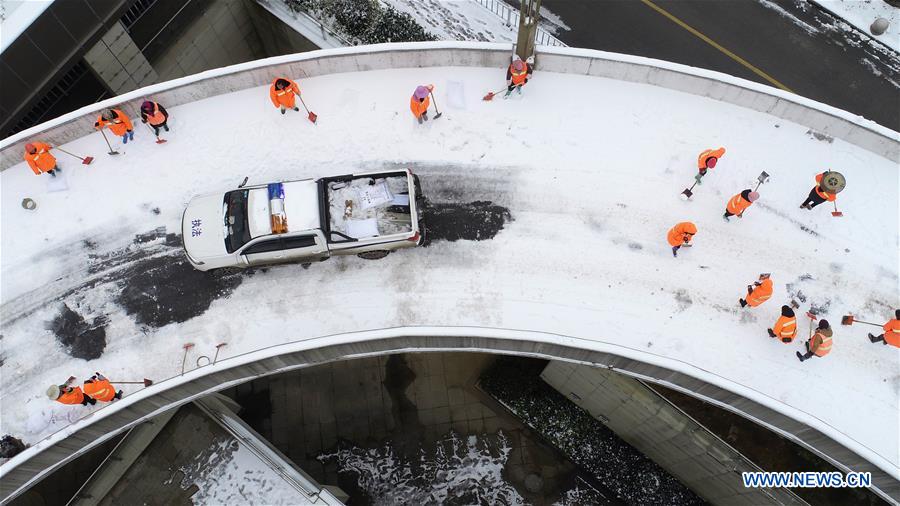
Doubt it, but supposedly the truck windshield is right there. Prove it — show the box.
[224,190,251,253]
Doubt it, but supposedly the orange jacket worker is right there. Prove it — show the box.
[768,305,797,343]
[723,189,759,221]
[739,274,772,308]
[47,378,96,406]
[410,84,434,124]
[95,109,134,143]
[505,56,532,97]
[24,142,60,176]
[667,222,696,257]
[696,147,725,178]
[869,309,900,348]
[797,319,833,361]
[140,100,170,135]
[800,171,839,209]
[270,77,300,114]
[83,373,122,403]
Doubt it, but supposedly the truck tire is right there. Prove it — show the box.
[357,250,391,260]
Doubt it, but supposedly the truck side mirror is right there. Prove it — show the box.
[238,176,249,188]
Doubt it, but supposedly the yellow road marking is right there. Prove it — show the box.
[639,0,795,93]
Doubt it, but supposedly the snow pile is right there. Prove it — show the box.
[168,437,303,504]
[0,63,897,484]
[319,431,526,504]
[810,0,900,52]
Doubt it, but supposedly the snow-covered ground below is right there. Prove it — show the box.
[381,0,567,44]
[0,64,897,483]
[170,436,305,504]
[812,0,900,52]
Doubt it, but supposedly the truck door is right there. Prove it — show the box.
[241,238,285,266]
[282,233,329,262]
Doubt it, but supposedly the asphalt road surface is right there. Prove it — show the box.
[542,0,900,131]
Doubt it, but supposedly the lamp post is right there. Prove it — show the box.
[515,0,543,62]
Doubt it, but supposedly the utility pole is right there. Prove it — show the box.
[515,0,542,61]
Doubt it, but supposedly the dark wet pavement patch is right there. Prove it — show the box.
[422,201,512,246]
[48,304,108,360]
[115,253,242,328]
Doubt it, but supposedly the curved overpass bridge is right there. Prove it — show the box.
[0,42,897,503]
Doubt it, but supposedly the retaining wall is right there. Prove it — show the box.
[2,42,897,171]
[1,328,897,504]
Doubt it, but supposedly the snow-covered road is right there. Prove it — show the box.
[1,65,897,484]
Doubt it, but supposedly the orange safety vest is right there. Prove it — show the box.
[145,102,166,125]
[666,222,695,247]
[811,331,832,357]
[56,386,85,405]
[726,193,752,216]
[773,315,797,342]
[24,142,56,174]
[813,173,837,202]
[83,379,116,402]
[883,319,900,348]
[509,62,529,85]
[410,94,430,118]
[746,279,772,307]
[270,78,299,109]
[96,109,133,136]
[697,147,725,169]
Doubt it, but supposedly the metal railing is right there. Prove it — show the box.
[473,0,567,47]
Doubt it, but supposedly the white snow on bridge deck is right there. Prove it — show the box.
[0,65,897,479]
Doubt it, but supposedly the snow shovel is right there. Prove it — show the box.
[482,88,507,101]
[429,91,443,119]
[754,171,770,191]
[114,378,154,386]
[681,174,703,199]
[99,129,119,155]
[53,146,94,165]
[299,96,317,124]
[831,201,843,217]
[144,123,167,144]
[180,342,194,375]
[841,315,881,327]
[213,342,228,364]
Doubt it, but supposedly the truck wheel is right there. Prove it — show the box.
[357,250,391,260]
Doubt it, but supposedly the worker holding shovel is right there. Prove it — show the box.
[844,310,900,347]
[800,170,844,216]
[723,189,760,221]
[410,84,435,124]
[23,142,62,177]
[140,100,170,143]
[681,147,730,199]
[82,372,123,403]
[797,318,833,362]
[868,310,900,347]
[504,55,532,98]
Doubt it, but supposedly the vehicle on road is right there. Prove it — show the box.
[182,169,425,271]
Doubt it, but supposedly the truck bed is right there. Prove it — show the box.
[324,173,414,241]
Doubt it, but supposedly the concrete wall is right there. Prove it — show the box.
[540,361,807,506]
[1,330,897,504]
[2,43,897,169]
[84,22,159,95]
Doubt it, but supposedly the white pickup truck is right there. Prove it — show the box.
[181,169,425,272]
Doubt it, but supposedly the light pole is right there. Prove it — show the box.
[515,0,543,61]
